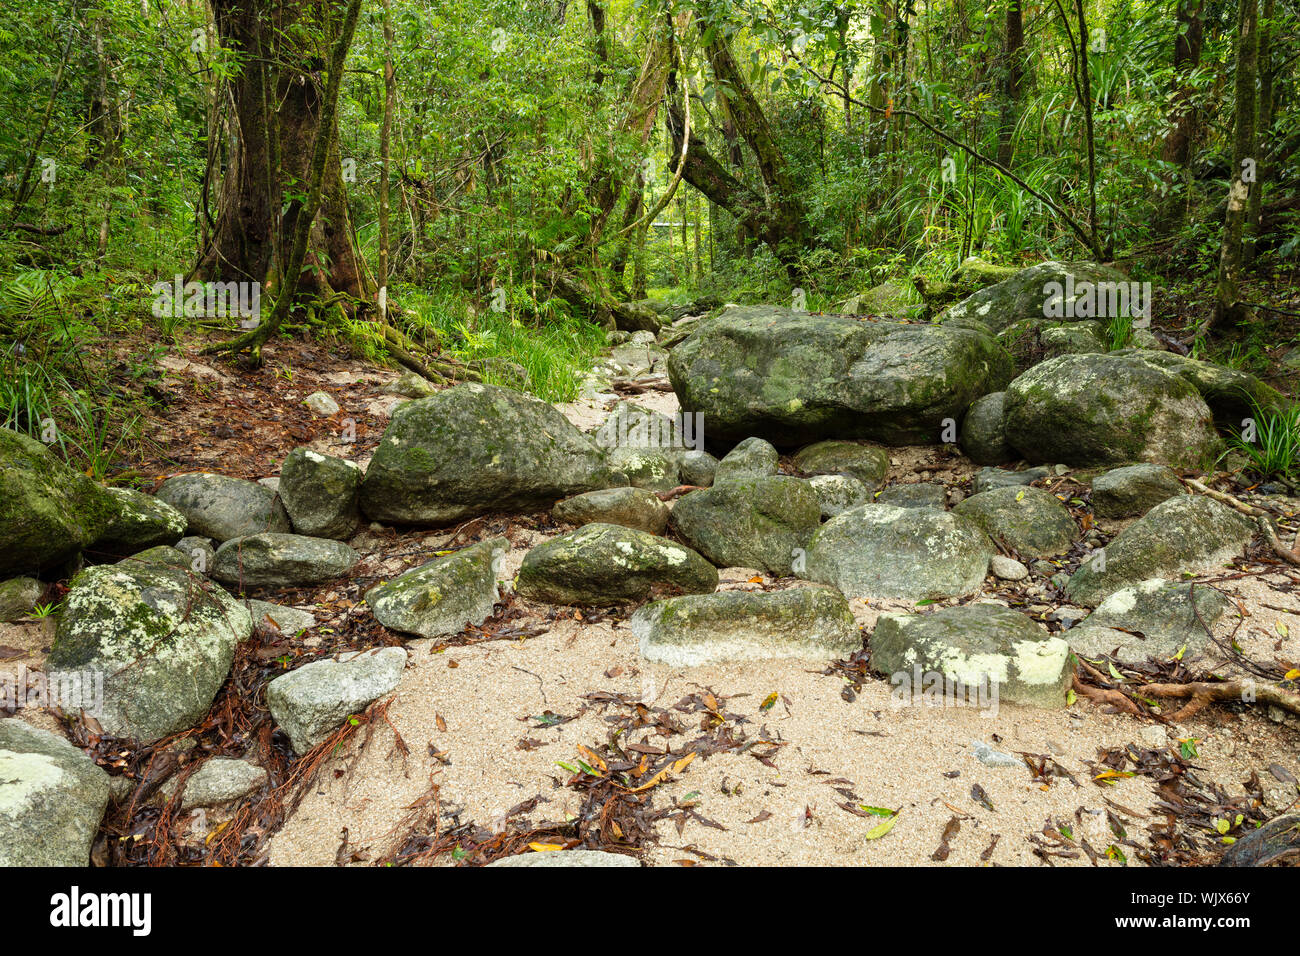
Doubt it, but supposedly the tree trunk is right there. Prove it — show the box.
[1211,0,1260,332]
[1159,0,1205,229]
[378,0,396,322]
[1246,0,1274,262]
[195,0,372,303]
[996,0,1024,168]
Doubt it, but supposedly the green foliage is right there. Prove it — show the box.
[1228,403,1300,484]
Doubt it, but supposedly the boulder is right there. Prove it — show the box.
[246,600,316,637]
[212,533,358,589]
[382,371,439,399]
[1065,496,1255,606]
[670,476,821,574]
[1090,464,1185,518]
[960,392,1014,465]
[871,604,1072,708]
[279,449,362,540]
[801,505,993,601]
[667,306,1014,446]
[592,403,695,493]
[996,318,1107,371]
[47,560,252,742]
[714,437,779,482]
[808,474,872,518]
[940,260,1135,334]
[1112,349,1288,427]
[366,538,505,640]
[360,384,615,524]
[680,450,719,487]
[0,576,44,621]
[517,523,717,606]
[971,466,1051,495]
[0,720,110,866]
[793,440,890,489]
[174,536,215,575]
[1067,578,1238,664]
[633,586,859,665]
[156,473,290,543]
[165,758,267,809]
[552,487,669,535]
[876,482,948,510]
[1004,353,1221,469]
[954,485,1078,557]
[92,487,187,556]
[0,427,117,577]
[266,647,407,753]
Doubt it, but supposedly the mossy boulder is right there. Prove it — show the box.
[0,427,118,577]
[279,448,361,540]
[361,384,616,524]
[801,504,993,601]
[1090,464,1185,518]
[793,440,890,489]
[940,260,1135,334]
[996,318,1107,371]
[212,533,358,590]
[0,576,44,621]
[954,485,1078,557]
[47,560,252,742]
[667,306,1014,446]
[960,392,1014,465]
[714,437,779,482]
[590,402,695,493]
[871,604,1072,709]
[156,473,290,543]
[876,482,949,510]
[518,523,717,606]
[1111,349,1289,427]
[91,487,188,557]
[670,476,821,574]
[971,465,1051,495]
[1067,578,1238,664]
[366,538,505,640]
[552,487,669,535]
[808,474,873,517]
[1004,353,1222,469]
[633,586,858,665]
[1065,496,1255,606]
[0,720,110,866]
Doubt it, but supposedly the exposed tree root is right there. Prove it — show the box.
[1135,679,1300,722]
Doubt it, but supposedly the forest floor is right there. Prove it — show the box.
[4,329,1299,867]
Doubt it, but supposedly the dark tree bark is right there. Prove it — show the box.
[1211,0,1260,331]
[195,0,372,303]
[1158,0,1205,229]
[996,0,1025,168]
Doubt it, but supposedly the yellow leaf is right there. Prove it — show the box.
[576,744,607,774]
[528,843,564,852]
[761,692,778,711]
[1285,669,1300,681]
[865,813,900,840]
[1277,621,1289,638]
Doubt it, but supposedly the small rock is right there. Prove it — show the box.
[488,850,640,868]
[0,576,45,621]
[173,536,215,574]
[990,555,1029,581]
[634,586,859,665]
[156,473,290,543]
[367,538,505,640]
[807,474,872,518]
[954,485,1078,557]
[518,523,717,606]
[212,533,357,590]
[877,482,949,510]
[303,391,340,416]
[960,392,1014,465]
[793,440,890,489]
[680,450,719,487]
[671,476,821,575]
[246,600,316,636]
[972,740,1021,768]
[166,758,267,809]
[971,466,1050,496]
[279,448,362,540]
[714,437,779,482]
[552,487,670,535]
[266,647,407,753]
[382,371,439,399]
[1090,464,1185,519]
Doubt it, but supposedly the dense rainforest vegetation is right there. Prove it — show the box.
[1,0,1297,474]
